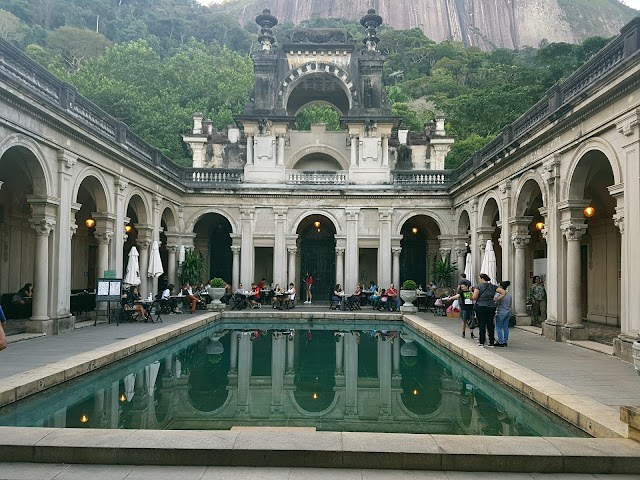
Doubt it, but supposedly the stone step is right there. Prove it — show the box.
[6,332,45,344]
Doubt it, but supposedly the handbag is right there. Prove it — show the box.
[467,314,478,329]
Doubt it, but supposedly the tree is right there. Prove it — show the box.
[444,134,493,169]
[47,26,111,72]
[295,105,341,131]
[0,9,25,42]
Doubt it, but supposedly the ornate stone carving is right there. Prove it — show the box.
[561,223,588,241]
[231,246,242,255]
[542,154,561,185]
[335,247,345,256]
[439,248,451,259]
[345,209,360,221]
[30,217,55,236]
[616,108,640,136]
[498,180,511,196]
[166,244,178,254]
[378,208,392,221]
[57,150,77,170]
[511,235,530,249]
[116,177,128,191]
[392,247,402,256]
[93,231,113,245]
[137,239,151,250]
[613,212,625,234]
[455,247,467,258]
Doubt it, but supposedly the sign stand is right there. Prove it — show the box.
[95,278,123,326]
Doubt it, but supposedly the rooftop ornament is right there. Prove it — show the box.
[360,8,382,52]
[256,8,278,52]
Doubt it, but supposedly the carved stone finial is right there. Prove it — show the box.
[360,9,383,52]
[256,8,278,52]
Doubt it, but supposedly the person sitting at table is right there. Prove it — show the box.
[370,285,382,309]
[387,283,400,311]
[160,284,179,314]
[124,286,149,321]
[248,283,261,308]
[377,288,388,310]
[181,283,198,314]
[222,280,233,305]
[282,283,296,309]
[272,284,284,308]
[12,283,33,305]
[347,282,362,309]
[331,284,343,309]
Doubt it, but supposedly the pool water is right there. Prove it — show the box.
[0,322,586,437]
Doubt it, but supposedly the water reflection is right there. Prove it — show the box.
[0,326,584,437]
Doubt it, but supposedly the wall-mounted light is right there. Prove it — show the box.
[583,206,595,218]
[80,414,89,423]
[124,224,132,234]
[119,393,127,403]
[535,221,545,231]
[411,227,418,234]
[314,221,320,228]
[312,392,319,400]
[85,218,95,228]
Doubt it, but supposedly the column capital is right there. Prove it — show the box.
[511,235,530,249]
[240,207,255,220]
[345,208,360,221]
[166,244,178,253]
[455,247,467,258]
[93,231,113,245]
[378,208,392,221]
[335,247,345,256]
[286,246,297,255]
[439,247,451,259]
[57,149,77,174]
[231,245,242,254]
[542,154,561,185]
[30,217,56,236]
[392,247,402,257]
[613,210,625,234]
[115,176,129,192]
[273,207,287,220]
[137,239,151,250]
[561,223,588,241]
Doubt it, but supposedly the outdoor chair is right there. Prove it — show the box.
[230,293,249,310]
[120,298,140,323]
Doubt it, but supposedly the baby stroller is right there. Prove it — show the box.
[230,292,249,310]
[433,297,448,316]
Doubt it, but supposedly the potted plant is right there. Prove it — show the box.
[207,277,226,305]
[433,259,456,287]
[179,249,205,286]
[400,279,418,312]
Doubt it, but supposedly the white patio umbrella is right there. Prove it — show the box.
[464,252,474,285]
[123,373,136,402]
[123,246,140,286]
[147,240,164,279]
[479,240,498,285]
[144,361,160,397]
[178,245,185,264]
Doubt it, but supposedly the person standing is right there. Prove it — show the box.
[529,276,547,325]
[494,281,512,347]
[457,273,471,294]
[471,274,506,347]
[0,306,7,350]
[446,283,476,339]
[304,272,313,304]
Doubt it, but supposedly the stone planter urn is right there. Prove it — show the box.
[633,340,640,376]
[207,286,226,305]
[400,289,418,313]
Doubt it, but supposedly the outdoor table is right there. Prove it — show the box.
[135,300,162,323]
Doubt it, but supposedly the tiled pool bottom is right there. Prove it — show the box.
[0,321,585,437]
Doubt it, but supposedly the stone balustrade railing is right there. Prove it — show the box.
[287,171,348,185]
[393,171,451,187]
[181,168,244,185]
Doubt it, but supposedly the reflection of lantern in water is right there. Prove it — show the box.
[413,389,419,396]
[119,393,127,403]
[80,414,89,423]
[312,392,319,400]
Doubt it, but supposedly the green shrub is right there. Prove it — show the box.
[209,277,225,288]
[401,280,417,290]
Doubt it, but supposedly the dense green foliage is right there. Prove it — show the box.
[0,0,617,168]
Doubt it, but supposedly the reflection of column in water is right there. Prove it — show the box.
[271,333,286,414]
[378,338,392,417]
[230,332,239,374]
[392,334,400,375]
[237,332,252,413]
[344,332,358,416]
[109,381,119,429]
[286,332,295,374]
[53,407,67,428]
[335,333,344,375]
[164,354,173,374]
[94,388,105,428]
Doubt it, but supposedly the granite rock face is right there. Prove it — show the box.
[235,0,634,49]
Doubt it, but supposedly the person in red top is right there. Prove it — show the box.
[257,278,267,289]
[304,272,313,304]
[387,283,400,311]
[249,283,261,308]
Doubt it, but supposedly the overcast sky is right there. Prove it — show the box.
[196,0,640,11]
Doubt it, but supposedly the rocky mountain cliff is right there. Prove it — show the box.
[221,0,636,49]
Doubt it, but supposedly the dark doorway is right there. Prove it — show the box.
[400,223,427,287]
[193,213,233,283]
[298,217,336,299]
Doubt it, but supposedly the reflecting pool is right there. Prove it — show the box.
[0,322,586,437]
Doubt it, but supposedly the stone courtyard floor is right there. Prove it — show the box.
[1,304,639,478]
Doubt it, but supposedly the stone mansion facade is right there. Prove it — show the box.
[0,10,639,362]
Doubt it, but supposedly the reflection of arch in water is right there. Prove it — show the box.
[293,330,336,412]
[186,334,232,412]
[399,341,444,416]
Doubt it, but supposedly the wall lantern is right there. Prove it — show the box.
[583,206,595,218]
[119,393,127,403]
[80,414,89,423]
[411,227,418,234]
[85,218,95,228]
[535,221,545,231]
[124,224,133,234]
[413,389,419,396]
[314,221,320,228]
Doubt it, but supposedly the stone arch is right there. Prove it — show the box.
[393,210,447,237]
[287,144,349,171]
[291,210,342,236]
[71,167,112,213]
[125,189,151,225]
[160,204,179,232]
[563,138,622,201]
[478,191,503,228]
[185,208,238,234]
[279,63,355,115]
[513,171,547,217]
[456,207,472,235]
[0,134,53,197]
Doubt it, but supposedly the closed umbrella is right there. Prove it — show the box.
[178,245,185,264]
[464,252,474,285]
[480,240,498,285]
[147,240,164,279]
[123,246,140,286]
[144,361,160,397]
[123,373,135,402]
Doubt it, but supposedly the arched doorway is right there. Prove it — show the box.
[297,215,336,299]
[479,198,502,282]
[567,150,620,343]
[399,215,441,288]
[193,213,233,283]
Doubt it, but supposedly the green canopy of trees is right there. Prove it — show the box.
[0,0,615,169]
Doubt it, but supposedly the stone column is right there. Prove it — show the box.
[246,134,254,165]
[137,236,151,298]
[378,337,392,418]
[273,208,287,287]
[345,209,359,290]
[231,246,241,290]
[166,245,177,286]
[29,217,56,322]
[512,235,531,324]
[271,334,286,415]
[455,246,467,284]
[335,247,345,288]
[286,333,295,374]
[287,246,297,289]
[381,135,389,167]
[344,332,358,416]
[350,134,357,166]
[113,177,129,277]
[561,223,589,340]
[335,334,344,375]
[392,247,401,288]
[94,231,113,282]
[240,208,255,288]
[237,332,252,414]
[378,209,392,288]
[54,151,76,321]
